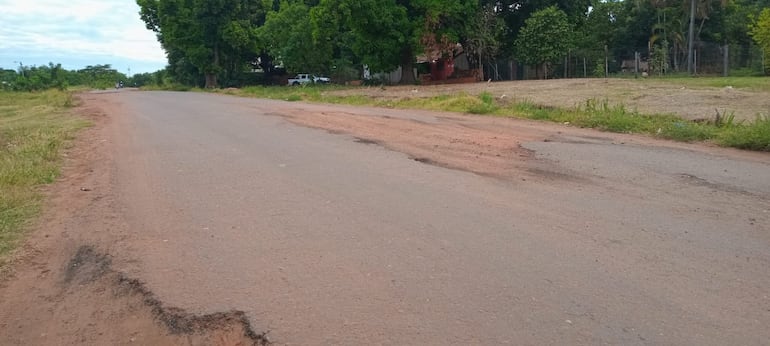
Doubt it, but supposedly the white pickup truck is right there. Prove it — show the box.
[287,74,330,86]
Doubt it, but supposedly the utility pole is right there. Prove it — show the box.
[687,0,696,75]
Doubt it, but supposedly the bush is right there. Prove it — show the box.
[467,92,499,114]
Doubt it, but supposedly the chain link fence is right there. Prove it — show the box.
[479,41,767,81]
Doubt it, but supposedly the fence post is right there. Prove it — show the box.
[634,51,640,77]
[605,45,609,78]
[583,58,587,78]
[723,45,729,77]
[564,56,568,78]
[694,50,698,75]
[478,48,483,81]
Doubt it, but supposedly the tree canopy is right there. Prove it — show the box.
[137,0,266,88]
[514,6,573,78]
[750,8,770,59]
[136,0,770,86]
[305,0,476,83]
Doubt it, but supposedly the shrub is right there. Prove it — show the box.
[467,92,499,114]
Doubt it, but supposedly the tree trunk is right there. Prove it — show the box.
[673,42,679,72]
[205,74,217,88]
[399,46,416,85]
[205,45,220,88]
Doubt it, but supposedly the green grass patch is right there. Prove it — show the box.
[509,99,718,141]
[718,115,770,151]
[237,84,350,102]
[0,90,88,264]
[139,84,199,92]
[392,93,483,113]
[285,94,302,102]
[650,76,770,92]
[468,92,499,114]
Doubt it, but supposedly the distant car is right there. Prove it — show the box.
[287,74,330,86]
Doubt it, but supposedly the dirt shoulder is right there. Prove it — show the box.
[327,78,770,122]
[262,98,769,180]
[0,93,267,346]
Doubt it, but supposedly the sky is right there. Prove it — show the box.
[0,0,167,74]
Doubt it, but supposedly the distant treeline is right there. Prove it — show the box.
[0,63,166,91]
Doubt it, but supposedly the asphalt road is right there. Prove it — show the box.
[105,91,770,345]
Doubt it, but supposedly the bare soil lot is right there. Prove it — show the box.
[329,78,770,122]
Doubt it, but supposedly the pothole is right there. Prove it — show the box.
[412,157,435,164]
[354,137,380,145]
[64,245,111,284]
[64,245,270,345]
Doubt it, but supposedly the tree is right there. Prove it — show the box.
[313,0,475,84]
[74,64,126,89]
[580,0,624,47]
[341,0,411,82]
[464,3,505,80]
[576,0,625,72]
[483,0,592,57]
[137,0,266,88]
[750,7,770,51]
[0,69,15,90]
[750,7,770,73]
[259,1,330,74]
[514,6,573,78]
[310,0,361,81]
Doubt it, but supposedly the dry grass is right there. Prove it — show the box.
[0,90,88,262]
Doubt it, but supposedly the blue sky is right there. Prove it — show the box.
[0,0,167,74]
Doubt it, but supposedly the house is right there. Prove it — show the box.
[621,59,649,73]
[417,43,478,84]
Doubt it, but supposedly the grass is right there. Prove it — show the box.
[509,99,717,142]
[651,76,770,92]
[208,81,770,152]
[140,84,202,92]
[237,84,351,101]
[718,115,770,151]
[0,90,88,263]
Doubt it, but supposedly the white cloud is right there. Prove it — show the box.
[0,0,166,73]
[2,0,114,22]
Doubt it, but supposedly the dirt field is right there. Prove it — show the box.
[329,78,770,122]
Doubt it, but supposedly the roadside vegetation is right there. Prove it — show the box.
[0,90,87,264]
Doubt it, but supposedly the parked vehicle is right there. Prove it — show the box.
[287,74,330,86]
